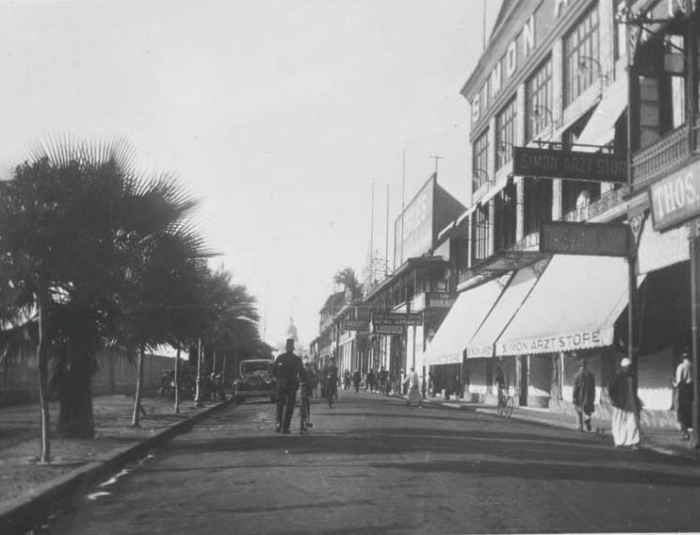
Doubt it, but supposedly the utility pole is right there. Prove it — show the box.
[369,181,375,288]
[430,155,443,178]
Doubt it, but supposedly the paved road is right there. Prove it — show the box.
[49,392,700,534]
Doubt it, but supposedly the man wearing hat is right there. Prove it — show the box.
[274,338,305,434]
[673,349,693,440]
[608,358,641,449]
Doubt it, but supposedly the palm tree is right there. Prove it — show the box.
[334,267,362,302]
[120,230,210,426]
[0,139,208,454]
[196,269,260,402]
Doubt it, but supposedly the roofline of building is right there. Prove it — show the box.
[361,256,448,303]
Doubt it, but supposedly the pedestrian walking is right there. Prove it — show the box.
[573,358,595,432]
[366,368,376,393]
[378,367,388,395]
[353,368,361,392]
[274,338,305,434]
[608,358,641,449]
[403,367,423,408]
[672,349,693,441]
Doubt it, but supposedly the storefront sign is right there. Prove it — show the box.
[496,327,614,356]
[371,324,404,335]
[432,352,463,365]
[394,176,435,267]
[426,292,456,309]
[345,320,369,332]
[470,0,578,124]
[540,222,630,257]
[649,158,700,231]
[466,345,494,359]
[513,147,627,183]
[372,311,423,327]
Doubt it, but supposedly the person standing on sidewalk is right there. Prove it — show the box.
[274,338,305,434]
[403,367,423,408]
[573,359,596,432]
[608,358,641,449]
[672,350,693,441]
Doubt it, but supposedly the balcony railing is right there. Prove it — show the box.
[562,186,627,223]
[631,124,691,188]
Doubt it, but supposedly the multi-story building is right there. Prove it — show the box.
[426,0,697,423]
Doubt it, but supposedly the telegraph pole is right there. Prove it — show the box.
[430,155,443,178]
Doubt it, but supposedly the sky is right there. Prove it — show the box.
[0,0,502,349]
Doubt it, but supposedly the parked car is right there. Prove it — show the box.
[234,359,276,404]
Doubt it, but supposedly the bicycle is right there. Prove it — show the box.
[299,383,312,434]
[497,385,514,418]
[325,379,337,408]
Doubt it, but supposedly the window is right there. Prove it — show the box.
[523,177,552,236]
[471,204,490,263]
[562,180,600,219]
[496,99,517,169]
[472,131,489,191]
[563,6,600,107]
[634,28,689,149]
[494,181,517,251]
[526,59,553,142]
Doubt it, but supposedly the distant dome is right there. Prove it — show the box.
[286,317,298,343]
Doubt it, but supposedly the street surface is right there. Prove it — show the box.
[49,392,700,534]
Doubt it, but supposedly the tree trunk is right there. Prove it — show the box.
[37,296,51,463]
[174,344,181,414]
[56,342,95,439]
[131,342,146,426]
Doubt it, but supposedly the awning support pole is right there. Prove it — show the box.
[689,221,700,450]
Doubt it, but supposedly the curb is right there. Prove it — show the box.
[432,400,700,461]
[0,399,232,535]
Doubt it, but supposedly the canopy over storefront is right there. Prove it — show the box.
[465,258,550,359]
[423,276,509,365]
[494,255,630,357]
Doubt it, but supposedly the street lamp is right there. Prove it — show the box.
[472,168,490,190]
[579,55,606,93]
[532,105,554,142]
[497,141,514,169]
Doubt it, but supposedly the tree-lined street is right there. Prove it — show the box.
[49,392,700,534]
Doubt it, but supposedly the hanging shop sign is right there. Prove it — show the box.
[425,292,457,309]
[371,311,423,327]
[513,147,627,183]
[371,324,404,335]
[540,222,630,257]
[648,158,700,231]
[345,320,369,332]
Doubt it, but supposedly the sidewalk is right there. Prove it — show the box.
[0,394,230,534]
[426,395,700,461]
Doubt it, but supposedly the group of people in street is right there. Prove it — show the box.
[573,350,694,450]
[272,337,695,448]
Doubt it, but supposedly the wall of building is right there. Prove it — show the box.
[0,353,176,407]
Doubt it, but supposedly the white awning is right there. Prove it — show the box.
[575,80,627,151]
[495,255,630,357]
[465,259,549,359]
[423,276,509,365]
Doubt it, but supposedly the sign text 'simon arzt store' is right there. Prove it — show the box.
[496,328,613,356]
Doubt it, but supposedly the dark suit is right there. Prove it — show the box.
[274,351,305,432]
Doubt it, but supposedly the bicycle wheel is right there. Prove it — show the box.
[503,396,515,418]
[299,400,308,434]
